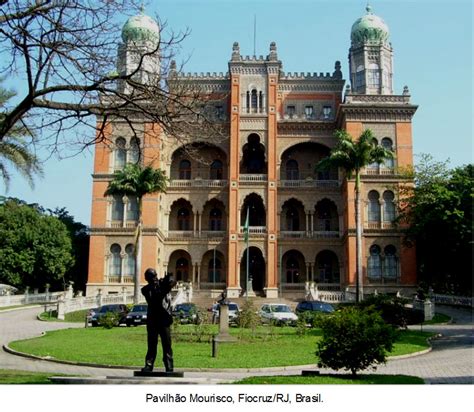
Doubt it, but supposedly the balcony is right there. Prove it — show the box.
[365,222,396,230]
[239,174,267,185]
[168,179,228,189]
[108,220,138,229]
[278,179,339,189]
[279,231,340,239]
[363,167,395,176]
[239,226,266,237]
[166,230,226,240]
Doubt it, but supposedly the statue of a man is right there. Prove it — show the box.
[141,268,176,372]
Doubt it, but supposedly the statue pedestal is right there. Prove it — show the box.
[134,371,184,378]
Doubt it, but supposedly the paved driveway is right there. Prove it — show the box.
[0,305,472,383]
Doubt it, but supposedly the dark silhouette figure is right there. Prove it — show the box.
[141,268,176,372]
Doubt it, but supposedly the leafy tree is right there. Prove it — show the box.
[49,207,90,293]
[105,163,167,303]
[316,130,394,302]
[398,155,473,295]
[0,1,225,155]
[0,83,42,189]
[0,199,74,290]
[316,307,397,377]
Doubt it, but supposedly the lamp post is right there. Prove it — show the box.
[213,247,216,289]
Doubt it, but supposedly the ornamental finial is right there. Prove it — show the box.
[366,2,373,14]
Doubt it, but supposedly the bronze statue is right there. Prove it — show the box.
[141,268,176,372]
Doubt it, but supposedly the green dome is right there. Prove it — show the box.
[121,11,159,45]
[351,5,389,45]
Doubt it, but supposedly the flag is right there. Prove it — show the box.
[243,207,249,243]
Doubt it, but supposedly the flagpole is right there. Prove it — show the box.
[245,207,249,301]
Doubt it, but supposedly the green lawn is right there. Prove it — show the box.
[235,374,424,384]
[423,313,451,325]
[0,369,67,384]
[38,309,88,322]
[9,325,433,369]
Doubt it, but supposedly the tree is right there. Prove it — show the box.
[104,163,167,303]
[398,155,473,295]
[316,130,394,302]
[0,1,226,155]
[49,207,90,293]
[316,307,397,377]
[0,198,74,289]
[0,82,42,189]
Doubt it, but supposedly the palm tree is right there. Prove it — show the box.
[0,84,42,189]
[316,129,394,303]
[105,163,167,304]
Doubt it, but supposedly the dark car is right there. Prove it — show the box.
[296,300,335,315]
[125,304,148,326]
[90,304,129,327]
[172,303,200,324]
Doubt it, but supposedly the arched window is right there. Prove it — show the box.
[177,208,191,230]
[355,65,365,89]
[381,137,394,169]
[179,160,191,180]
[210,160,223,180]
[208,257,222,282]
[367,138,379,171]
[286,207,300,231]
[126,196,138,221]
[286,159,299,180]
[114,137,126,170]
[176,258,189,281]
[368,190,381,222]
[368,245,382,279]
[251,89,258,112]
[128,138,140,164]
[109,244,122,278]
[286,257,300,283]
[367,63,380,87]
[111,195,124,221]
[384,245,398,279]
[209,208,222,231]
[383,191,396,222]
[124,244,135,277]
[316,251,340,283]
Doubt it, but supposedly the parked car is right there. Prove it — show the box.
[90,304,129,327]
[259,303,298,326]
[210,302,240,325]
[125,304,148,326]
[172,303,200,324]
[295,300,335,315]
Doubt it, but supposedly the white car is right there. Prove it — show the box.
[259,303,298,326]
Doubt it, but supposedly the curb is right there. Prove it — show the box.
[4,333,437,373]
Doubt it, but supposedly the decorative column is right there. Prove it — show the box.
[122,195,128,228]
[198,212,202,237]
[379,200,385,228]
[120,251,126,283]
[193,212,197,236]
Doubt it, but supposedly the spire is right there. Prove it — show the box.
[140,2,145,14]
[366,2,373,14]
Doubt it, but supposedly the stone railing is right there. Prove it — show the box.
[432,294,473,308]
[168,179,228,188]
[305,282,348,303]
[0,288,66,307]
[166,230,226,240]
[239,226,266,235]
[239,174,267,184]
[278,179,339,188]
[366,222,395,230]
[280,231,306,238]
[363,167,395,176]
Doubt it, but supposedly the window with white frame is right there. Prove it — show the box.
[383,191,396,222]
[368,190,381,222]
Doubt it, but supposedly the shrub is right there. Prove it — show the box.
[99,312,119,329]
[316,307,397,377]
[296,312,313,336]
[237,301,260,330]
[358,294,415,328]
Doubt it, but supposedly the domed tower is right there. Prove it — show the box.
[117,7,160,92]
[349,4,393,95]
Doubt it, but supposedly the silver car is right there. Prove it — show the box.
[259,303,298,326]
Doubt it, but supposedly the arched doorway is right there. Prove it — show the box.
[241,193,266,227]
[315,250,340,284]
[168,250,192,282]
[240,134,267,174]
[282,250,306,284]
[240,247,265,294]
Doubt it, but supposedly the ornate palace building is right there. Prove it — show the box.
[87,5,418,299]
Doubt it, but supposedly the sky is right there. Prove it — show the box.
[1,0,472,225]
